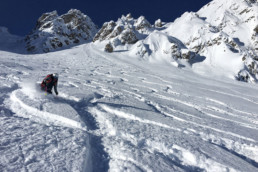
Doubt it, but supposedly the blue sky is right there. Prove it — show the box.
[0,0,211,36]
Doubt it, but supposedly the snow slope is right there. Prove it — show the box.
[1,32,258,171]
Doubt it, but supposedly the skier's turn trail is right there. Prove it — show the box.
[84,44,258,171]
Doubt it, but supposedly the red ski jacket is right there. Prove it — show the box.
[41,74,58,94]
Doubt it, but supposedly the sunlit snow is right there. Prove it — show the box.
[0,0,258,171]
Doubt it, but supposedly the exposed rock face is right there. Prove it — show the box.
[135,16,151,30]
[120,28,138,44]
[25,9,98,53]
[238,70,250,82]
[104,43,113,53]
[93,14,153,45]
[154,19,163,27]
[254,25,258,35]
[180,49,194,59]
[245,0,257,4]
[93,21,117,42]
[253,25,258,51]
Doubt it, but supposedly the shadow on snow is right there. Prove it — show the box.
[53,93,110,172]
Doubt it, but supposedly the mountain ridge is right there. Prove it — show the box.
[25,9,98,53]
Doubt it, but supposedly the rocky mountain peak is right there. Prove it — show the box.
[154,19,163,27]
[25,9,98,53]
[36,11,58,30]
[93,14,153,49]
[126,13,133,19]
[135,16,151,30]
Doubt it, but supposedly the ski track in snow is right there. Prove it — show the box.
[0,43,258,171]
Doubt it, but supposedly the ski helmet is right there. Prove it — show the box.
[53,73,59,78]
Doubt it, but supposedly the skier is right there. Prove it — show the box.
[41,73,59,95]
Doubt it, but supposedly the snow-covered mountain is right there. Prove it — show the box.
[93,14,195,64]
[25,9,98,53]
[93,14,153,45]
[92,0,258,83]
[22,0,258,83]
[195,0,258,82]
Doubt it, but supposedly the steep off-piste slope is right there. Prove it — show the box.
[1,0,258,171]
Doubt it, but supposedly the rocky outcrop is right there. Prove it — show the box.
[253,25,258,51]
[93,14,153,46]
[104,43,113,53]
[237,60,257,83]
[254,25,258,34]
[93,21,117,42]
[135,16,151,31]
[25,9,98,53]
[120,28,138,44]
[245,0,257,4]
[154,19,163,28]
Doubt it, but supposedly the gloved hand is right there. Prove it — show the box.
[56,92,58,95]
